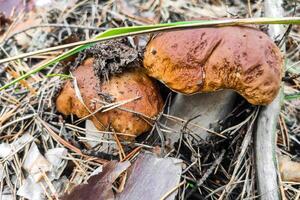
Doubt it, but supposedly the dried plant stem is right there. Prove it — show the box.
[38,118,107,164]
[254,0,285,199]
[160,180,186,200]
[185,149,225,199]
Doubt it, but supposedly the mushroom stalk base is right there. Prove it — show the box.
[164,90,236,145]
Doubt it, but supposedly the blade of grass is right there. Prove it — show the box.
[1,17,300,64]
[0,17,300,91]
[45,73,72,79]
[285,92,300,100]
[1,17,300,65]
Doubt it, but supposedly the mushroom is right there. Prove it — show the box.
[56,58,163,140]
[143,26,283,105]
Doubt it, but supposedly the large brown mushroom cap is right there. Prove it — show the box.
[143,26,283,105]
[56,58,163,140]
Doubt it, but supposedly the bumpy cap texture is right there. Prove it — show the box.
[56,58,163,139]
[143,26,283,105]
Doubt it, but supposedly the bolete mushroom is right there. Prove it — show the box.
[143,26,283,105]
[56,58,163,140]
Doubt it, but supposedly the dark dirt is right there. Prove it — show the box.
[71,39,140,82]
[54,39,140,104]
[0,13,11,35]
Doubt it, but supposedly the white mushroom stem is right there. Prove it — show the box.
[164,90,236,143]
[254,0,285,199]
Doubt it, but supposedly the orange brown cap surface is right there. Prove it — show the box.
[143,26,283,105]
[56,58,163,140]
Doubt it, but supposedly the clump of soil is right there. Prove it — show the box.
[71,39,140,82]
[54,39,140,103]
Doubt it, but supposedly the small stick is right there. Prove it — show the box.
[113,133,126,160]
[185,150,226,199]
[247,0,253,17]
[41,170,59,200]
[121,146,142,162]
[38,118,107,164]
[160,180,186,200]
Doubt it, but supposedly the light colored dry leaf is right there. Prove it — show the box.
[0,134,34,160]
[17,176,45,200]
[1,186,14,200]
[89,166,103,177]
[0,164,5,181]
[23,143,52,182]
[279,155,300,182]
[45,148,68,180]
[0,143,12,158]
[116,152,182,200]
[85,119,103,148]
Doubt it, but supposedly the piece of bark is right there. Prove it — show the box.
[254,0,285,199]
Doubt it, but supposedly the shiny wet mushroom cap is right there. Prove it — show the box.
[56,58,163,140]
[143,26,284,105]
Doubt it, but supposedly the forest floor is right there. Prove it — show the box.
[0,0,299,199]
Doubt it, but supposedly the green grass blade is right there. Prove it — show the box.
[285,93,300,100]
[1,17,300,91]
[46,73,72,79]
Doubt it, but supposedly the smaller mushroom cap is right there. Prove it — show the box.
[56,58,163,140]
